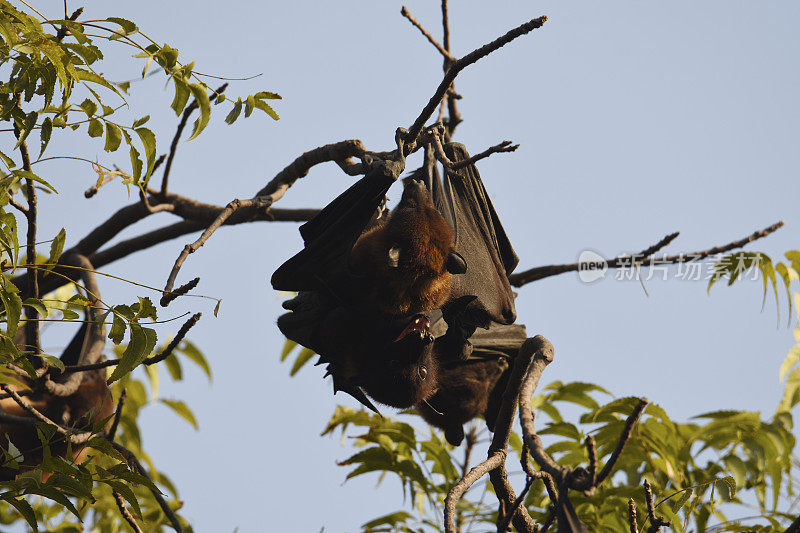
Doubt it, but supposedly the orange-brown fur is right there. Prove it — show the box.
[350,178,455,315]
[0,369,115,480]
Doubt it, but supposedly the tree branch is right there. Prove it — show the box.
[160,84,228,195]
[509,221,784,287]
[400,6,455,62]
[595,399,648,486]
[406,15,547,145]
[112,490,144,533]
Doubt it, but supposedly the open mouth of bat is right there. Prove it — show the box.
[393,314,433,343]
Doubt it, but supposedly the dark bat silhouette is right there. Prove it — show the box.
[273,145,519,412]
[428,142,519,361]
[418,323,526,446]
[274,160,447,410]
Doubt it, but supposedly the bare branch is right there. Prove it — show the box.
[497,474,536,533]
[644,479,670,532]
[113,490,144,533]
[452,141,518,169]
[509,221,784,287]
[594,398,648,486]
[0,384,93,445]
[161,84,228,195]
[107,389,126,441]
[628,499,638,533]
[445,337,544,533]
[161,196,275,300]
[401,6,455,61]
[585,435,597,487]
[406,15,548,145]
[13,97,41,359]
[160,277,200,307]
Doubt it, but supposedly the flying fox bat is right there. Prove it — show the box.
[273,144,519,411]
[417,323,526,446]
[0,319,114,480]
[349,176,466,315]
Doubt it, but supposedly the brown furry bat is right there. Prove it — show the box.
[417,355,509,446]
[349,176,466,316]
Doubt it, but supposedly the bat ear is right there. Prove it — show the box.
[388,246,401,268]
[446,251,467,275]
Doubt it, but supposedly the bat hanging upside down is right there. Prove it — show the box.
[349,176,466,316]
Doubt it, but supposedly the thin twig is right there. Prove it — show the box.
[628,499,638,533]
[160,84,228,194]
[400,6,455,61]
[406,15,548,146]
[0,384,93,445]
[160,277,200,307]
[113,490,144,533]
[451,141,518,169]
[109,441,184,533]
[107,390,126,441]
[161,196,274,302]
[497,475,535,533]
[61,313,201,374]
[509,221,784,287]
[594,399,648,486]
[55,7,82,42]
[585,435,597,486]
[644,479,670,532]
[14,96,41,359]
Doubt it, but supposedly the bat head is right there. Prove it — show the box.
[358,313,440,408]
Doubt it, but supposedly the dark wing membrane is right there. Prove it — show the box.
[271,162,397,295]
[438,142,519,327]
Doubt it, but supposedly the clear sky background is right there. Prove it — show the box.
[17,1,800,531]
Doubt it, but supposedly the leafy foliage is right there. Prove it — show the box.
[292,286,800,531]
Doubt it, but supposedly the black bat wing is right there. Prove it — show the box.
[437,142,519,329]
[271,162,398,297]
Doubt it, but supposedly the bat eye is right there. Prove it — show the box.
[419,366,428,380]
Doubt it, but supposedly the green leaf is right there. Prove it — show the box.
[14,111,37,150]
[107,325,158,383]
[11,170,58,194]
[161,399,198,429]
[22,297,47,318]
[135,127,156,179]
[253,98,279,120]
[780,345,800,382]
[163,353,182,381]
[106,17,138,35]
[108,314,126,345]
[104,122,123,152]
[0,495,38,531]
[73,68,123,97]
[132,115,150,128]
[671,488,692,513]
[225,98,242,125]
[45,227,66,276]
[254,91,282,100]
[129,144,143,183]
[244,95,255,117]
[290,347,315,376]
[280,339,298,361]
[38,117,52,158]
[0,280,22,335]
[177,340,211,381]
[79,98,97,117]
[186,84,211,140]
[171,79,191,115]
[87,118,103,138]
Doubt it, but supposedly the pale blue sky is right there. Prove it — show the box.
[22,1,800,531]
